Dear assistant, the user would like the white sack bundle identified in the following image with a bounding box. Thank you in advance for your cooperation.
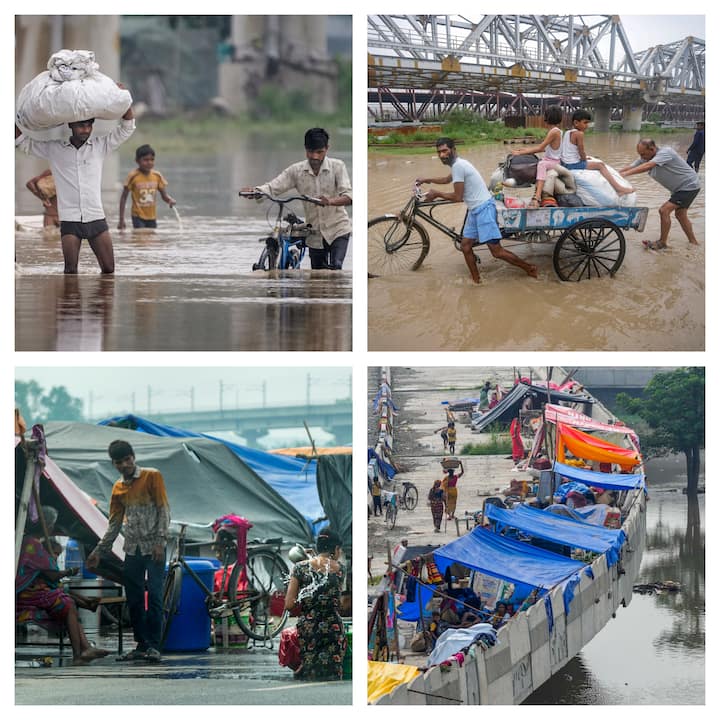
[16,49,132,131]
[571,158,637,208]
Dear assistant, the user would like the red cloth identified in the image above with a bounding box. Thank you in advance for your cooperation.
[278,626,301,670]
[510,418,524,462]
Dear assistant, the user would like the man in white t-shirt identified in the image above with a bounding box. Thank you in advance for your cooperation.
[620,139,700,250]
[416,137,537,283]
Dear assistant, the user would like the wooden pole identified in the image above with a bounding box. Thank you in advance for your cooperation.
[15,441,39,573]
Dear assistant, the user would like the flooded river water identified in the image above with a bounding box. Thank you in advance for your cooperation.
[15,135,352,351]
[368,132,703,351]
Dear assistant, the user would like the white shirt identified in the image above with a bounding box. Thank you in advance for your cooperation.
[257,156,352,248]
[16,119,136,222]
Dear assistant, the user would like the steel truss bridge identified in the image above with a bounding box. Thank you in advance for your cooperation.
[368,15,705,125]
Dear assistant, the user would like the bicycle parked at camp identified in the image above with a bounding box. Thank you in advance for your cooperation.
[161,514,290,648]
[383,481,418,529]
[239,190,322,271]
[398,481,418,511]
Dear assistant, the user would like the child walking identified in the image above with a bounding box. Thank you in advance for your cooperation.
[512,105,563,207]
[561,110,634,196]
[118,144,176,229]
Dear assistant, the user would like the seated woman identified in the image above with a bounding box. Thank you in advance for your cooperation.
[16,506,110,664]
[488,601,512,629]
[284,526,347,681]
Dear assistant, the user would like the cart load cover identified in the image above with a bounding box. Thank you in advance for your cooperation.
[434,525,585,590]
[571,161,636,207]
[16,50,132,131]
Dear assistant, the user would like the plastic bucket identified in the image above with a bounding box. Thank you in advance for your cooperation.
[163,559,215,652]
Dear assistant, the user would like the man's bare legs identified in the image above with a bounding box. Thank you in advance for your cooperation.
[656,201,699,248]
[88,230,115,273]
[586,160,634,195]
[461,237,538,283]
[61,231,115,273]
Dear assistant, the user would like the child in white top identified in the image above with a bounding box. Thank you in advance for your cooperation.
[512,105,564,207]
[561,109,634,196]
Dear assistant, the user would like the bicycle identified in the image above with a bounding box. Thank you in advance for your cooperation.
[397,481,418,511]
[383,491,398,530]
[161,514,290,649]
[368,183,645,281]
[239,190,322,271]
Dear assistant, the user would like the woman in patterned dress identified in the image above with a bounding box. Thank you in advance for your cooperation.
[16,506,110,664]
[284,527,347,680]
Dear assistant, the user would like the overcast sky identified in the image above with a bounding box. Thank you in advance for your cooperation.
[15,366,352,418]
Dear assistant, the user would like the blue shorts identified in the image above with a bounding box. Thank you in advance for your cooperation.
[462,200,502,245]
[132,216,158,228]
[562,160,587,171]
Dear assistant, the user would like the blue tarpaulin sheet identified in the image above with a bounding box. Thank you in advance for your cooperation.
[484,503,626,568]
[98,414,324,533]
[553,461,645,491]
[434,526,585,590]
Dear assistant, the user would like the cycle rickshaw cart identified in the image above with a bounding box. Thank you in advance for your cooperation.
[368,187,649,282]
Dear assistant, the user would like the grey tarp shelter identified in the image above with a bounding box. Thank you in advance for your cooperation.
[41,422,315,558]
[315,454,352,558]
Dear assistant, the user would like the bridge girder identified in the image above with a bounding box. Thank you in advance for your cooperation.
[368,14,705,119]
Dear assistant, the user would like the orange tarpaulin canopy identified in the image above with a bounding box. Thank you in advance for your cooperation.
[557,423,640,470]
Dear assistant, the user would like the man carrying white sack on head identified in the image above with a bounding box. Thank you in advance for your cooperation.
[15,50,135,274]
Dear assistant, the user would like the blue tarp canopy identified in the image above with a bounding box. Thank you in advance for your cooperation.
[99,414,324,533]
[553,461,645,491]
[434,526,585,590]
[484,503,626,568]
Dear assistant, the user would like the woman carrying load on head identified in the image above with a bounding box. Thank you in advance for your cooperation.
[442,461,464,520]
[428,479,445,532]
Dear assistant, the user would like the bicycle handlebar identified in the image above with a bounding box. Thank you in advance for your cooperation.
[239,189,323,206]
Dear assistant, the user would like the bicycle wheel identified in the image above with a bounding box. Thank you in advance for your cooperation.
[368,216,430,276]
[404,484,419,511]
[252,248,270,271]
[230,548,290,640]
[160,563,182,649]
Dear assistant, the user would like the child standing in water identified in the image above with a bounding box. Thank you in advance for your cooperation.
[512,105,564,207]
[561,109,634,196]
[118,144,176,229]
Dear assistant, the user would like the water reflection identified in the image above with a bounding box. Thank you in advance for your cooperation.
[525,477,704,705]
[15,137,352,351]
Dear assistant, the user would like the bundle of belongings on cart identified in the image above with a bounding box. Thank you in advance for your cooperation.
[489,152,636,208]
[16,49,132,131]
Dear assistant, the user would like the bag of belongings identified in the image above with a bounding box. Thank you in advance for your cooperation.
[503,153,538,187]
[16,49,133,131]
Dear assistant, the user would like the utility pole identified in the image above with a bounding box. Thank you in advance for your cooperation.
[262,380,267,408]
[190,387,195,413]
[147,385,152,415]
[306,373,311,406]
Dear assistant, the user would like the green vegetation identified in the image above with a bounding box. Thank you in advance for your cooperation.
[461,431,512,456]
[369,109,544,150]
[616,367,704,495]
[16,380,84,424]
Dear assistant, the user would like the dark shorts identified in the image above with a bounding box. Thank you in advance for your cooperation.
[60,218,109,240]
[668,188,700,209]
[132,216,157,229]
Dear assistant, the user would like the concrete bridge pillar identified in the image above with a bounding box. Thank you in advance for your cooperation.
[593,103,612,133]
[622,104,644,132]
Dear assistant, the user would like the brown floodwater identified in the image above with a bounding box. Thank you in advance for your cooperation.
[15,137,352,352]
[367,132,704,351]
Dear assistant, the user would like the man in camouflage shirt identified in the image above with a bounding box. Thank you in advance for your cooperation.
[87,440,170,662]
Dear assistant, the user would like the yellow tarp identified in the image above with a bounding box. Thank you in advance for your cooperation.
[367,661,421,704]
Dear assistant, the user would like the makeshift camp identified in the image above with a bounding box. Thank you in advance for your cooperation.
[41,422,315,552]
[98,414,325,533]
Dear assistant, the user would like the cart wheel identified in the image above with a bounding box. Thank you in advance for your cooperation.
[553,219,626,281]
[368,216,430,275]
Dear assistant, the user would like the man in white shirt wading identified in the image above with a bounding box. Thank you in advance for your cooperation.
[242,127,352,269]
[15,88,135,274]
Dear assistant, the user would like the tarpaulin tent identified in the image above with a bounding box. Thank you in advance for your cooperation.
[98,414,324,533]
[42,422,315,549]
[434,526,585,590]
[315,454,352,557]
[484,503,626,568]
[556,423,640,469]
[553,461,645,491]
[472,383,594,432]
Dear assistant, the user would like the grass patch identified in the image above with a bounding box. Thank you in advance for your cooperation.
[461,434,512,456]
